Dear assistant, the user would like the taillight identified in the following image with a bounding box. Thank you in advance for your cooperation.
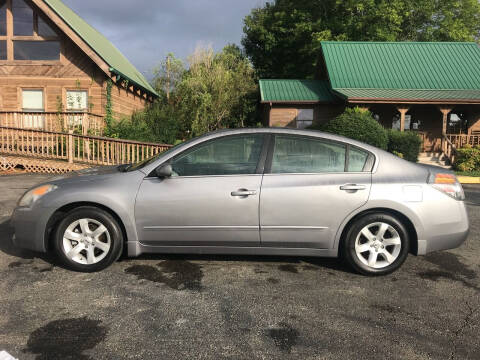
[428,173,465,200]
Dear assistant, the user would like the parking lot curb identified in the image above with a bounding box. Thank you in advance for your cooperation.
[457,176,480,184]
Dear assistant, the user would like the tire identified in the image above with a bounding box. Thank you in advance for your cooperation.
[53,206,123,272]
[342,213,410,276]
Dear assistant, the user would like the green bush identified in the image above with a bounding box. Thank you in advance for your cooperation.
[387,130,422,162]
[454,145,480,172]
[392,151,404,159]
[322,107,388,150]
[104,101,180,145]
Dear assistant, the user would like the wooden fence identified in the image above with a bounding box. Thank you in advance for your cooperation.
[446,134,480,149]
[0,111,105,135]
[0,126,172,166]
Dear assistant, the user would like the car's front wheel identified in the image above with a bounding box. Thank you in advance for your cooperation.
[343,213,410,276]
[53,206,123,272]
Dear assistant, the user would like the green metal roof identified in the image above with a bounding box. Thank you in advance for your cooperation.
[43,0,157,96]
[333,89,480,102]
[259,79,337,103]
[321,41,480,101]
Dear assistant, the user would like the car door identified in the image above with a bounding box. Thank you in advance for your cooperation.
[135,133,268,247]
[260,134,373,249]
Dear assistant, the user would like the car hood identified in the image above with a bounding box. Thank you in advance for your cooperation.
[47,165,126,185]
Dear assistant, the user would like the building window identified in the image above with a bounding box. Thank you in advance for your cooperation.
[22,89,45,128]
[0,40,6,60]
[0,0,6,36]
[38,16,56,37]
[66,90,88,111]
[448,111,467,134]
[392,114,411,130]
[66,90,88,126]
[13,0,33,36]
[14,41,60,60]
[1,0,61,61]
[296,108,314,129]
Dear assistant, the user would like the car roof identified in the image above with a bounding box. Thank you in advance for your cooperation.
[202,127,381,153]
[140,127,389,175]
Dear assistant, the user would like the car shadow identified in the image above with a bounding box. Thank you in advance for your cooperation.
[123,252,353,274]
[0,215,352,275]
[0,217,54,264]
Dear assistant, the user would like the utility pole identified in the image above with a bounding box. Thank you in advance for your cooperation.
[166,55,171,101]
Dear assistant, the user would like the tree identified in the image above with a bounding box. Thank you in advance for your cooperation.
[216,44,260,128]
[242,0,480,78]
[176,45,258,136]
[110,45,258,144]
[152,53,185,101]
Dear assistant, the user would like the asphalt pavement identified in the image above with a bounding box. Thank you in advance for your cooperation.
[0,174,479,359]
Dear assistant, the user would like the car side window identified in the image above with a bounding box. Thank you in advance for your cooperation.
[271,135,346,173]
[170,134,264,177]
[348,147,370,172]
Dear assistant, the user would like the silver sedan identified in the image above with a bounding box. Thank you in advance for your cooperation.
[11,128,469,275]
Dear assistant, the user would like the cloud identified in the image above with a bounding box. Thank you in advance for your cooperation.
[62,0,266,78]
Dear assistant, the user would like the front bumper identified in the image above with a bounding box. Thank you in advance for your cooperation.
[11,205,56,253]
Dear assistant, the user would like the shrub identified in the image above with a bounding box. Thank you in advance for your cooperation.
[104,101,180,145]
[322,107,388,150]
[454,145,480,172]
[387,130,422,162]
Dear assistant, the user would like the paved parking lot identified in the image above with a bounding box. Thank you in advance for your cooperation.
[0,174,479,360]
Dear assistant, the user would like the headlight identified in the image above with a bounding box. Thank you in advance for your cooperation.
[18,184,58,207]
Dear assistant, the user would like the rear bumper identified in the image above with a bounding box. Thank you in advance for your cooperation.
[417,201,469,255]
[11,205,55,253]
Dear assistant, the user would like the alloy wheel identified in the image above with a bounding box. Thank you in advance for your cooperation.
[354,222,402,269]
[62,218,111,265]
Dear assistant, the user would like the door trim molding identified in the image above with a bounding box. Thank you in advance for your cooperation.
[144,225,259,231]
[261,226,328,230]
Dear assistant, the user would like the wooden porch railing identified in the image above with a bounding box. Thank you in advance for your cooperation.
[446,134,480,148]
[0,126,172,166]
[0,111,105,135]
[442,135,457,165]
[443,133,480,165]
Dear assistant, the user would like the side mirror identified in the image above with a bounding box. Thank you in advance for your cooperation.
[155,164,173,178]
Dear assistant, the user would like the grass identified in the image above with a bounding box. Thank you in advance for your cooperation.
[455,170,480,177]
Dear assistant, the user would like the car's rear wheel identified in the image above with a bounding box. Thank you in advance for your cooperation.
[53,206,123,272]
[343,213,409,276]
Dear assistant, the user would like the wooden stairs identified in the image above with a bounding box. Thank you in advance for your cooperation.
[417,152,451,169]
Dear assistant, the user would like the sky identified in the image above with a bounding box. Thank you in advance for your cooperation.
[62,0,267,79]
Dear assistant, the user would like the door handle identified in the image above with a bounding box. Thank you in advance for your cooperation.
[340,184,366,191]
[231,189,257,197]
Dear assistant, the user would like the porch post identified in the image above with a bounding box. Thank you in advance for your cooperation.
[68,130,74,164]
[268,102,272,127]
[438,106,452,136]
[396,106,410,132]
[438,106,453,153]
